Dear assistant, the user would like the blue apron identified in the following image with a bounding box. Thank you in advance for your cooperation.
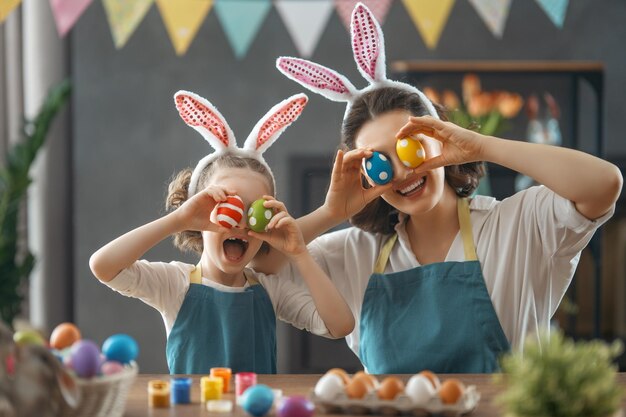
[166,266,276,374]
[359,198,510,374]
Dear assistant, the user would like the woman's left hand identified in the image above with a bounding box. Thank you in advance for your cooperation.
[247,197,306,257]
[395,116,486,174]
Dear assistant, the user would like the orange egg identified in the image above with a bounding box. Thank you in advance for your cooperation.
[419,370,440,389]
[377,377,405,400]
[50,323,81,350]
[353,371,378,388]
[345,376,372,399]
[327,368,351,385]
[438,379,465,404]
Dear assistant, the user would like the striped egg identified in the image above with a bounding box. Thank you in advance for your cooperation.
[216,196,244,228]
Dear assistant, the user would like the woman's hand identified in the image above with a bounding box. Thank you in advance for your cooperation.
[175,185,230,233]
[248,197,306,257]
[395,116,486,174]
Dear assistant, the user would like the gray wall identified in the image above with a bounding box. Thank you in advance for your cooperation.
[73,1,626,373]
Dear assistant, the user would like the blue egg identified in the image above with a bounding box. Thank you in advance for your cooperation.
[241,384,274,417]
[363,152,393,185]
[102,334,139,364]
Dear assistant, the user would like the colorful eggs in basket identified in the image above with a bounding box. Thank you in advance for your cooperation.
[396,137,425,168]
[216,195,245,228]
[314,373,345,401]
[363,152,393,185]
[50,323,82,349]
[277,396,315,417]
[101,360,125,376]
[247,199,273,233]
[70,340,101,378]
[102,334,139,364]
[241,384,274,416]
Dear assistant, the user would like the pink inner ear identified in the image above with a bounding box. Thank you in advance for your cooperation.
[176,95,229,147]
[352,6,380,80]
[279,59,350,94]
[257,97,307,148]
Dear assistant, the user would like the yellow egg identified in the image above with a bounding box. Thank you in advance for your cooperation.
[396,137,425,169]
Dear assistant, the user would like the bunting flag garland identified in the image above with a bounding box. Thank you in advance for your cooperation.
[50,0,93,37]
[214,0,271,59]
[402,0,455,50]
[335,0,392,30]
[535,0,568,28]
[275,0,333,58]
[468,0,512,38]
[0,0,21,23]
[102,0,154,49]
[156,0,212,56]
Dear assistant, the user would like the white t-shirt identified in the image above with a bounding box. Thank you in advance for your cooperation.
[104,262,332,338]
[286,186,613,358]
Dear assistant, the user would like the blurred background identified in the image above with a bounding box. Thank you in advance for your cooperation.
[1,0,625,374]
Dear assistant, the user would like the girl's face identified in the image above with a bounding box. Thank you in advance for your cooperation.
[202,167,272,276]
[355,110,446,216]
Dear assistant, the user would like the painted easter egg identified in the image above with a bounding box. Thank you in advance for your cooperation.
[216,195,245,228]
[50,323,81,350]
[13,329,46,347]
[70,340,101,378]
[102,334,139,364]
[101,360,125,376]
[396,137,425,168]
[241,384,274,417]
[247,199,273,233]
[363,152,393,185]
[277,396,315,417]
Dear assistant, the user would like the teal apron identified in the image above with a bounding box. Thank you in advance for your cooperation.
[166,265,276,374]
[359,198,510,374]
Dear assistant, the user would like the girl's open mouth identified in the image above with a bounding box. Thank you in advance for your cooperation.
[223,237,249,262]
[395,175,427,197]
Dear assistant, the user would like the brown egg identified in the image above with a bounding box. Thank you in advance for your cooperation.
[419,370,440,389]
[345,375,372,399]
[50,323,81,350]
[377,377,405,400]
[353,371,378,388]
[438,379,465,404]
[327,368,351,385]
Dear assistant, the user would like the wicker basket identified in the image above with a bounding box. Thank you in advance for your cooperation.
[59,362,138,417]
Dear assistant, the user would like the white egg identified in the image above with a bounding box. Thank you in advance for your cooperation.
[314,373,344,401]
[405,375,436,406]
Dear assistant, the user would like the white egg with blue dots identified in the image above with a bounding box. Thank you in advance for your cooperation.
[363,151,393,185]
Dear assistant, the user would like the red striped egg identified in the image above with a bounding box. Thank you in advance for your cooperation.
[216,196,244,228]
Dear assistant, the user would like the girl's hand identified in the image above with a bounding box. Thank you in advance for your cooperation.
[395,116,487,174]
[247,197,305,257]
[322,149,393,223]
[175,185,230,233]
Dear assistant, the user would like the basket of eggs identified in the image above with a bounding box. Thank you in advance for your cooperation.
[312,369,478,416]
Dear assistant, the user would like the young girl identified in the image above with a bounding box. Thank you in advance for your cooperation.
[260,3,623,374]
[89,91,354,374]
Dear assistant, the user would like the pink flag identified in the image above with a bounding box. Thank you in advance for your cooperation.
[335,0,392,30]
[50,0,93,37]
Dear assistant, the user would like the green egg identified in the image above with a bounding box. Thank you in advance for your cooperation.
[247,199,273,233]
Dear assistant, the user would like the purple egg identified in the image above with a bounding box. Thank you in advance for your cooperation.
[101,360,124,376]
[70,340,101,378]
[277,396,315,417]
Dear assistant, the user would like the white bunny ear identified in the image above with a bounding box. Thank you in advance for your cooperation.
[276,57,357,103]
[244,94,308,154]
[351,2,387,83]
[174,90,236,150]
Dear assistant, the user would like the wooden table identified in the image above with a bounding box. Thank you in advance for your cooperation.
[123,374,626,416]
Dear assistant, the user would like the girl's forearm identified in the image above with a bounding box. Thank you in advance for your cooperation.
[480,135,622,220]
[89,212,183,282]
[291,251,355,338]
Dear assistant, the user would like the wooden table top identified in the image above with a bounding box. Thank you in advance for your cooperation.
[122,373,626,417]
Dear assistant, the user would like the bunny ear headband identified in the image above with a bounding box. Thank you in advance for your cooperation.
[276,2,438,122]
[174,91,308,196]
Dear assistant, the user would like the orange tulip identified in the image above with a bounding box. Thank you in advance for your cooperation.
[442,90,460,110]
[462,74,481,105]
[497,92,524,118]
[423,87,441,105]
[467,92,493,117]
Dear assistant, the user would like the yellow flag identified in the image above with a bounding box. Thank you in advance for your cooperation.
[0,0,21,23]
[156,0,213,56]
[402,0,455,49]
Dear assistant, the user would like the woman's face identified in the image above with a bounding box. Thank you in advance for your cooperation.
[355,110,446,216]
[202,167,272,276]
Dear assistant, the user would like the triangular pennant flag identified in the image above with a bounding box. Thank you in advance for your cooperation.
[50,0,93,37]
[275,0,334,58]
[335,0,393,30]
[214,0,271,60]
[0,0,21,23]
[535,0,568,28]
[156,0,212,55]
[102,0,154,49]
[402,0,455,50]
[468,0,512,38]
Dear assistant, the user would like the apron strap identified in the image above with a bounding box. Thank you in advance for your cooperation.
[189,264,259,286]
[372,198,477,273]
